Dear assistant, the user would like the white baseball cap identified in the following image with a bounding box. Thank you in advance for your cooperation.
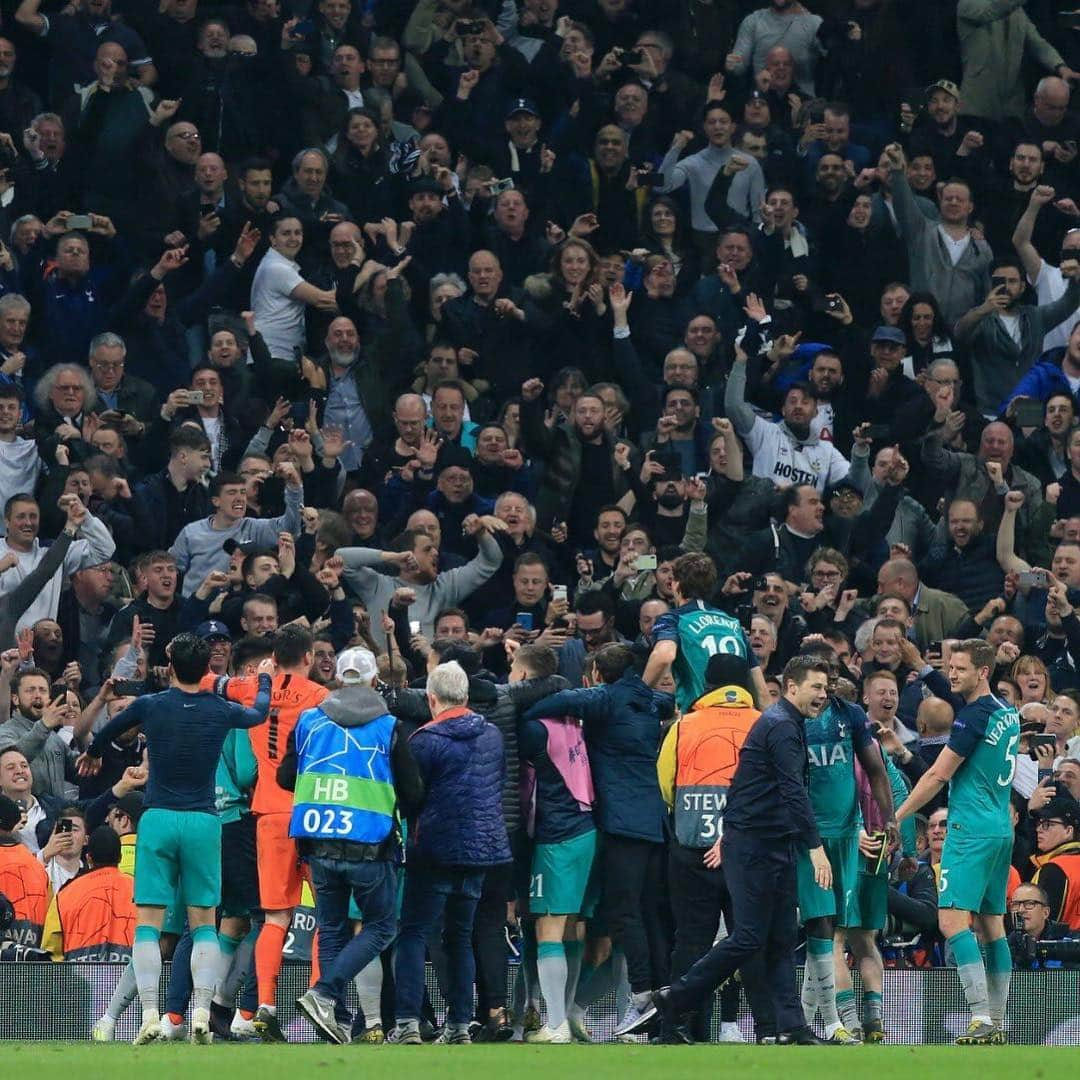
[336,647,378,685]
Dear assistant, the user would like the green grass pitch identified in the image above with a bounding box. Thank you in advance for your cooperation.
[2,1043,1075,1079]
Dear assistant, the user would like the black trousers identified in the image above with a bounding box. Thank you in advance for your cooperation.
[601,833,670,994]
[668,829,802,1034]
[473,860,514,1015]
[668,842,775,1036]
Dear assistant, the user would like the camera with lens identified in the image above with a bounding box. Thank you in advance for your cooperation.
[1035,938,1080,963]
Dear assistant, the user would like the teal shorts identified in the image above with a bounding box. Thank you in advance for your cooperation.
[797,833,860,926]
[938,828,1012,915]
[529,829,598,917]
[135,808,222,910]
[853,870,888,931]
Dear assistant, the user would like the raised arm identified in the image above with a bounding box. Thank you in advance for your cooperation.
[723,354,758,436]
[997,490,1031,574]
[439,519,505,605]
[14,0,46,35]
[715,417,744,481]
[1013,186,1053,283]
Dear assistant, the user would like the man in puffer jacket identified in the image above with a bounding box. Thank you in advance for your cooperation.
[392,660,511,1045]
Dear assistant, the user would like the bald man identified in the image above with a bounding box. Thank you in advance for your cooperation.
[876,558,968,647]
[922,419,1043,548]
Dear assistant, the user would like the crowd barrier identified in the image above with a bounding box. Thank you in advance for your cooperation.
[1,963,1080,1044]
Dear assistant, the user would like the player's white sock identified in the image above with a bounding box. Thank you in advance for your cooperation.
[353,956,383,1028]
[211,932,242,1005]
[947,930,991,1022]
[537,941,568,1031]
[133,926,162,1019]
[803,938,838,1028]
[106,959,139,1021]
[984,937,1011,1027]
[215,928,256,1007]
[191,925,221,1013]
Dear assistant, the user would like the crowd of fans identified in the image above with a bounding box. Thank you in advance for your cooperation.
[0,0,1079,1048]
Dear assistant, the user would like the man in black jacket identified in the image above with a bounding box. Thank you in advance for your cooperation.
[132,427,212,551]
[617,654,837,1045]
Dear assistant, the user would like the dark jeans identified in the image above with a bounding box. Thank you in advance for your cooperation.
[394,863,484,1026]
[668,842,775,1037]
[668,829,802,1034]
[601,833,670,994]
[308,857,398,1005]
[473,859,514,1015]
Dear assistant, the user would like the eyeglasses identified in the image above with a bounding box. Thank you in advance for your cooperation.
[927,376,958,386]
[1009,899,1048,909]
[812,569,843,580]
[170,131,201,141]
[92,359,123,370]
[1035,819,1068,829]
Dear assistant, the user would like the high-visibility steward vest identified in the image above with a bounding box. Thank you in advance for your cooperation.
[0,840,49,946]
[289,706,397,844]
[56,865,135,961]
[1032,842,1080,931]
[673,686,759,849]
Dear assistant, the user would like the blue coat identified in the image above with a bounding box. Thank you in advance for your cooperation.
[408,708,511,868]
[524,673,675,843]
[1002,349,1080,415]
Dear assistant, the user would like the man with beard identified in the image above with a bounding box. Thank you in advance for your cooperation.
[981,142,1073,257]
[954,257,1080,418]
[0,668,80,800]
[404,171,470,281]
[726,353,867,494]
[905,80,988,179]
[1013,392,1074,486]
[520,379,635,548]
[802,348,858,453]
[920,500,1004,610]
[575,506,627,592]
[316,316,381,476]
[642,387,711,476]
[798,153,852,240]
[633,469,708,552]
